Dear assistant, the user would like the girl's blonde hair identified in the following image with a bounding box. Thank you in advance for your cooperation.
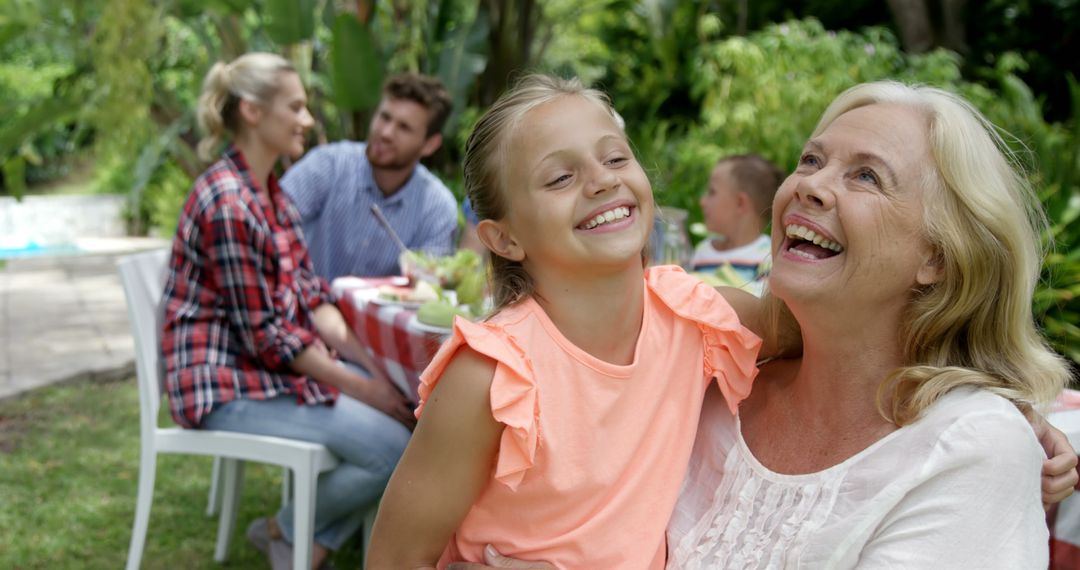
[196,52,296,161]
[802,80,1068,424]
[462,74,625,310]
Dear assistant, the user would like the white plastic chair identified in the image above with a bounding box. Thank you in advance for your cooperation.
[120,248,339,570]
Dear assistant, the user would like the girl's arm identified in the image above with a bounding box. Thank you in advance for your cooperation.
[367,347,503,569]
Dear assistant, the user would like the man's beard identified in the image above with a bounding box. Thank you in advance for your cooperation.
[366,143,415,171]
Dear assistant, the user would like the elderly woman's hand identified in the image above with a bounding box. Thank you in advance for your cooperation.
[1026,409,1080,509]
[445,545,556,570]
[1040,428,1079,508]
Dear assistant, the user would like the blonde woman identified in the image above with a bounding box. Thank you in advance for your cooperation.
[667,81,1073,568]
[161,52,414,569]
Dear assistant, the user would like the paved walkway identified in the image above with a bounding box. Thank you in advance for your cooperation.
[0,237,169,401]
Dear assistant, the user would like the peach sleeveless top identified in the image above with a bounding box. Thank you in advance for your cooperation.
[416,266,761,569]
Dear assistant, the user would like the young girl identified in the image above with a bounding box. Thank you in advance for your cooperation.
[367,75,1078,570]
[366,74,765,569]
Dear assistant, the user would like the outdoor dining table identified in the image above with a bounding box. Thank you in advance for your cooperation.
[332,276,452,403]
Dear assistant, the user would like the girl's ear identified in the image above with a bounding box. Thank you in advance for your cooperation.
[476,219,524,262]
[238,98,263,127]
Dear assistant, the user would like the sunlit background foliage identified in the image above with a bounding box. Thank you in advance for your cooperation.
[1,0,1078,368]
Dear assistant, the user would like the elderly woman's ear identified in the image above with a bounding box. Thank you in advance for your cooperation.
[916,250,944,286]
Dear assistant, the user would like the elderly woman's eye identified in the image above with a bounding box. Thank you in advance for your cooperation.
[799,153,821,168]
[857,169,881,187]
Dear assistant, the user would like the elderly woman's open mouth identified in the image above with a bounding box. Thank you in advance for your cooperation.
[783,223,845,261]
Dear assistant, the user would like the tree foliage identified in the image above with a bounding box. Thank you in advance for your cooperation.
[2,0,1078,367]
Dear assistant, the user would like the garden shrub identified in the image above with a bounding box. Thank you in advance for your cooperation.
[619,18,1079,369]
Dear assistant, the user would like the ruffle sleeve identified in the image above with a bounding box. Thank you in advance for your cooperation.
[646,265,762,414]
[415,316,539,491]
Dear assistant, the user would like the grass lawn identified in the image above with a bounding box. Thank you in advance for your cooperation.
[0,377,364,569]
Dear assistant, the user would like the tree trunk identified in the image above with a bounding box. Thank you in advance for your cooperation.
[478,0,539,106]
[940,0,969,54]
[736,0,748,36]
[350,0,376,140]
[886,0,934,53]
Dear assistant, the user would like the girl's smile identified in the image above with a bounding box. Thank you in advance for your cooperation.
[576,202,637,232]
[498,95,654,272]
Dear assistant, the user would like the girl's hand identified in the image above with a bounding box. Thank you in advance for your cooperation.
[446,545,556,570]
[1027,409,1079,509]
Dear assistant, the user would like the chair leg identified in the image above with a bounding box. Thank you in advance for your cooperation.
[207,456,223,517]
[293,467,317,570]
[281,466,291,508]
[125,446,158,570]
[214,458,245,563]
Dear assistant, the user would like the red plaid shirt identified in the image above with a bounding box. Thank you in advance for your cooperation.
[162,147,339,428]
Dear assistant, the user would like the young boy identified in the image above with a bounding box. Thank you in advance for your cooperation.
[691,154,784,296]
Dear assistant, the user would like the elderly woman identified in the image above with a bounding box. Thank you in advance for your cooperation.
[666,80,1071,567]
[447,80,1076,569]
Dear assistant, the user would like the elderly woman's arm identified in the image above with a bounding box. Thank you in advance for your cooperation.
[445,548,553,570]
[717,286,801,359]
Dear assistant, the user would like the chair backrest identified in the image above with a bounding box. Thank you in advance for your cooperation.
[118,248,171,436]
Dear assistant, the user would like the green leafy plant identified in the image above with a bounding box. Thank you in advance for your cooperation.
[611,17,1080,369]
[987,73,1080,368]
[631,19,967,222]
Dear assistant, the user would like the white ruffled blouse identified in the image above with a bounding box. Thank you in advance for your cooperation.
[667,385,1048,569]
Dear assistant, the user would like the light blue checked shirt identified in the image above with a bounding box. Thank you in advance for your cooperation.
[282,141,458,281]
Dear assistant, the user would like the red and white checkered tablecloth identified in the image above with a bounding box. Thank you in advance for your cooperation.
[332,276,450,403]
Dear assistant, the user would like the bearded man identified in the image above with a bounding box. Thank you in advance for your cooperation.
[283,73,457,280]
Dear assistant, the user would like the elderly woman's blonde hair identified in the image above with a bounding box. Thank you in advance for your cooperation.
[196,52,296,161]
[805,80,1069,424]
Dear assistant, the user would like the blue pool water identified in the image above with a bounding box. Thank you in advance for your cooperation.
[0,241,82,259]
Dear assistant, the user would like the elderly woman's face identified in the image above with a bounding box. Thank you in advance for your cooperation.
[768,103,943,308]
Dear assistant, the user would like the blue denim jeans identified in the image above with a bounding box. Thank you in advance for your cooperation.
[201,390,411,551]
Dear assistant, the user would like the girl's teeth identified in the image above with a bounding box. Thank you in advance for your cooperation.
[584,206,630,229]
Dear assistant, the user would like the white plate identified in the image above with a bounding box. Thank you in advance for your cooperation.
[411,319,453,335]
[369,296,425,310]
